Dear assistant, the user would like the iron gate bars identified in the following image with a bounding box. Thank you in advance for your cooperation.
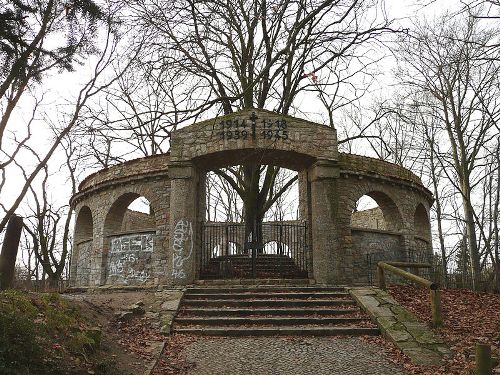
[199,221,309,279]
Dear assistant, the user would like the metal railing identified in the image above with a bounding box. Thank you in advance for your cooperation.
[200,221,309,279]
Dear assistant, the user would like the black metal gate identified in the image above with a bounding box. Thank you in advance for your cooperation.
[199,222,309,279]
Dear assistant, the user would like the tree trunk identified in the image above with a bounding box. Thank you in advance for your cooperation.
[241,164,266,254]
[494,146,500,292]
[463,185,482,291]
[0,215,23,290]
[244,209,264,254]
[428,134,448,287]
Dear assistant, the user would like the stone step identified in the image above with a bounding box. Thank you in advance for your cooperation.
[174,316,370,326]
[208,257,299,262]
[183,292,350,299]
[181,299,357,307]
[172,326,380,336]
[206,261,299,266]
[178,307,360,316]
[200,273,308,279]
[207,266,301,271]
[172,285,378,337]
[193,278,312,286]
[208,257,298,261]
[186,286,345,293]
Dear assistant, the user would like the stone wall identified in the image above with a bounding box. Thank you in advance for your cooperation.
[70,161,171,287]
[326,160,433,284]
[70,109,434,288]
[79,154,170,191]
[170,108,338,171]
[351,229,403,284]
[106,232,155,284]
[338,153,422,185]
[121,210,155,232]
[351,207,386,230]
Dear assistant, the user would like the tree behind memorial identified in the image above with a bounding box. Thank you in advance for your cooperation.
[118,0,395,240]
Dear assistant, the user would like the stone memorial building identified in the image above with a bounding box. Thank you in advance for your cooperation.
[69,108,433,287]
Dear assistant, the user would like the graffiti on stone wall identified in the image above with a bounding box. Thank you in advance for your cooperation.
[75,241,92,286]
[107,233,154,284]
[172,219,193,279]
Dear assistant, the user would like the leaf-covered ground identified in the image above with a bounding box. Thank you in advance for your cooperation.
[0,290,118,374]
[1,289,168,374]
[380,285,500,374]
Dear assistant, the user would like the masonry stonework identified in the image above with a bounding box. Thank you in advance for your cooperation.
[70,108,433,287]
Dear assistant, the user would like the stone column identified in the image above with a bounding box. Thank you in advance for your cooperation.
[169,161,199,285]
[308,159,342,284]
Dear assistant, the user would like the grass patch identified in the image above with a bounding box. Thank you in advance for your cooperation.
[0,289,111,374]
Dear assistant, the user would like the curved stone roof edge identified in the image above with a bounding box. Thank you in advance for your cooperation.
[339,152,421,183]
[339,152,434,201]
[78,152,171,192]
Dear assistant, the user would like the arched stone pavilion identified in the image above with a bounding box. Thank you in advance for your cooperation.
[69,108,433,287]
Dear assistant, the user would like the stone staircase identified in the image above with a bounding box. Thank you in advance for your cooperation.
[172,285,379,336]
[200,254,308,279]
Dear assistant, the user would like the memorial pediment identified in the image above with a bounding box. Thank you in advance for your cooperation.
[170,108,338,170]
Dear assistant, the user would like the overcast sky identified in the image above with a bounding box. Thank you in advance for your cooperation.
[1,0,467,213]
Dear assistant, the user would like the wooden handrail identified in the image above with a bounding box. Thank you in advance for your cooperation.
[377,261,442,327]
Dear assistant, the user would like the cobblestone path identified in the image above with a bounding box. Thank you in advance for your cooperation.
[183,336,406,375]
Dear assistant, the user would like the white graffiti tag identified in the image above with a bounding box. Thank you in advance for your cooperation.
[106,232,153,284]
[172,219,193,279]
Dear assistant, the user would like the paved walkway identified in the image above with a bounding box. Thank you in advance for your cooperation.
[183,337,406,375]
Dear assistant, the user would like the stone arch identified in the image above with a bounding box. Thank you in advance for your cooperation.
[350,190,404,232]
[103,192,156,236]
[102,192,158,285]
[212,241,241,257]
[414,203,431,239]
[74,206,93,242]
[263,240,290,256]
[72,206,94,286]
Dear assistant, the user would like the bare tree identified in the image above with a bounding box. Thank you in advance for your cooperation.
[124,0,395,242]
[0,0,106,146]
[0,23,139,234]
[396,14,500,290]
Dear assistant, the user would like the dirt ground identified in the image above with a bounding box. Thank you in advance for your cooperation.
[63,290,167,374]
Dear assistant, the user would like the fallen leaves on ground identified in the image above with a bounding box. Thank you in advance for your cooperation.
[111,317,165,361]
[380,285,500,374]
[151,334,199,375]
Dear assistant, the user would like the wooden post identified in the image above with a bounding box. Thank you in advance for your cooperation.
[475,343,492,375]
[430,289,442,327]
[378,265,386,290]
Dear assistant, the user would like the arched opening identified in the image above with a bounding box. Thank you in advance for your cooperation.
[104,194,155,235]
[200,164,308,279]
[73,206,93,286]
[350,191,405,284]
[351,195,385,230]
[74,206,93,242]
[103,193,156,285]
[264,241,290,256]
[212,241,240,257]
[350,191,403,231]
[414,204,431,239]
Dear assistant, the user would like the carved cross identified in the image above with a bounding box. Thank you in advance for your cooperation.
[249,111,258,140]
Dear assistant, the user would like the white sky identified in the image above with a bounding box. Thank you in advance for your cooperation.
[0,0,469,228]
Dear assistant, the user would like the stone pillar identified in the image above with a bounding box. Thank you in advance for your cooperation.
[169,161,199,285]
[95,219,107,287]
[308,160,341,284]
[69,232,79,287]
[298,170,309,221]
